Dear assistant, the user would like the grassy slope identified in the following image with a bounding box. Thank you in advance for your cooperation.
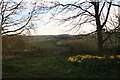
[3,36,120,78]
[23,36,57,50]
[3,53,120,78]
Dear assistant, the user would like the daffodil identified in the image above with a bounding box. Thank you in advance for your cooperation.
[117,55,120,58]
[67,54,120,63]
[109,56,115,59]
[77,60,81,63]
[97,57,105,59]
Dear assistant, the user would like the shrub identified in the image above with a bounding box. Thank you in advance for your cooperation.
[2,35,26,51]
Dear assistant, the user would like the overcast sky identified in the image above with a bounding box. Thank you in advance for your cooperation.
[31,0,119,35]
[9,0,120,35]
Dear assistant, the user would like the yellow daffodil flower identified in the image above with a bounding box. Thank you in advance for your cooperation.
[67,54,120,63]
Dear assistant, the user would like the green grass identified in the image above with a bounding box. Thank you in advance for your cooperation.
[3,53,120,78]
[3,36,120,78]
[36,40,57,47]
[25,40,57,50]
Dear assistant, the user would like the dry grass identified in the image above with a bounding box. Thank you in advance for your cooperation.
[57,39,97,52]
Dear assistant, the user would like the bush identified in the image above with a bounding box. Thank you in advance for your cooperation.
[2,35,26,51]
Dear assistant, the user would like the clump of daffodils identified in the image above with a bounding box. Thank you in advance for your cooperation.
[67,54,120,63]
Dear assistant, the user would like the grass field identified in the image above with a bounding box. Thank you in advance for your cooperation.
[3,52,120,78]
[25,40,57,50]
[2,36,120,78]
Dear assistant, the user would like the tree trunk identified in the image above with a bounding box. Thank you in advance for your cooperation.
[97,27,103,55]
[96,15,104,54]
[0,12,2,79]
[94,2,104,55]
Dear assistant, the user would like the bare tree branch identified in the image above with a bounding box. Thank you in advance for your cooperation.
[107,2,120,7]
[99,2,105,16]
[101,1,112,28]
[1,0,38,35]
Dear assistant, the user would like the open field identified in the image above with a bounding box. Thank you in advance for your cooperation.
[2,35,120,78]
[3,52,120,78]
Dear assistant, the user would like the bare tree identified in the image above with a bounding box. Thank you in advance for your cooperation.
[105,4,120,51]
[39,0,120,54]
[0,0,38,35]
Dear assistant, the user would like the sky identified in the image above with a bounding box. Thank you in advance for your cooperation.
[5,0,120,35]
[30,0,119,35]
[31,22,96,35]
